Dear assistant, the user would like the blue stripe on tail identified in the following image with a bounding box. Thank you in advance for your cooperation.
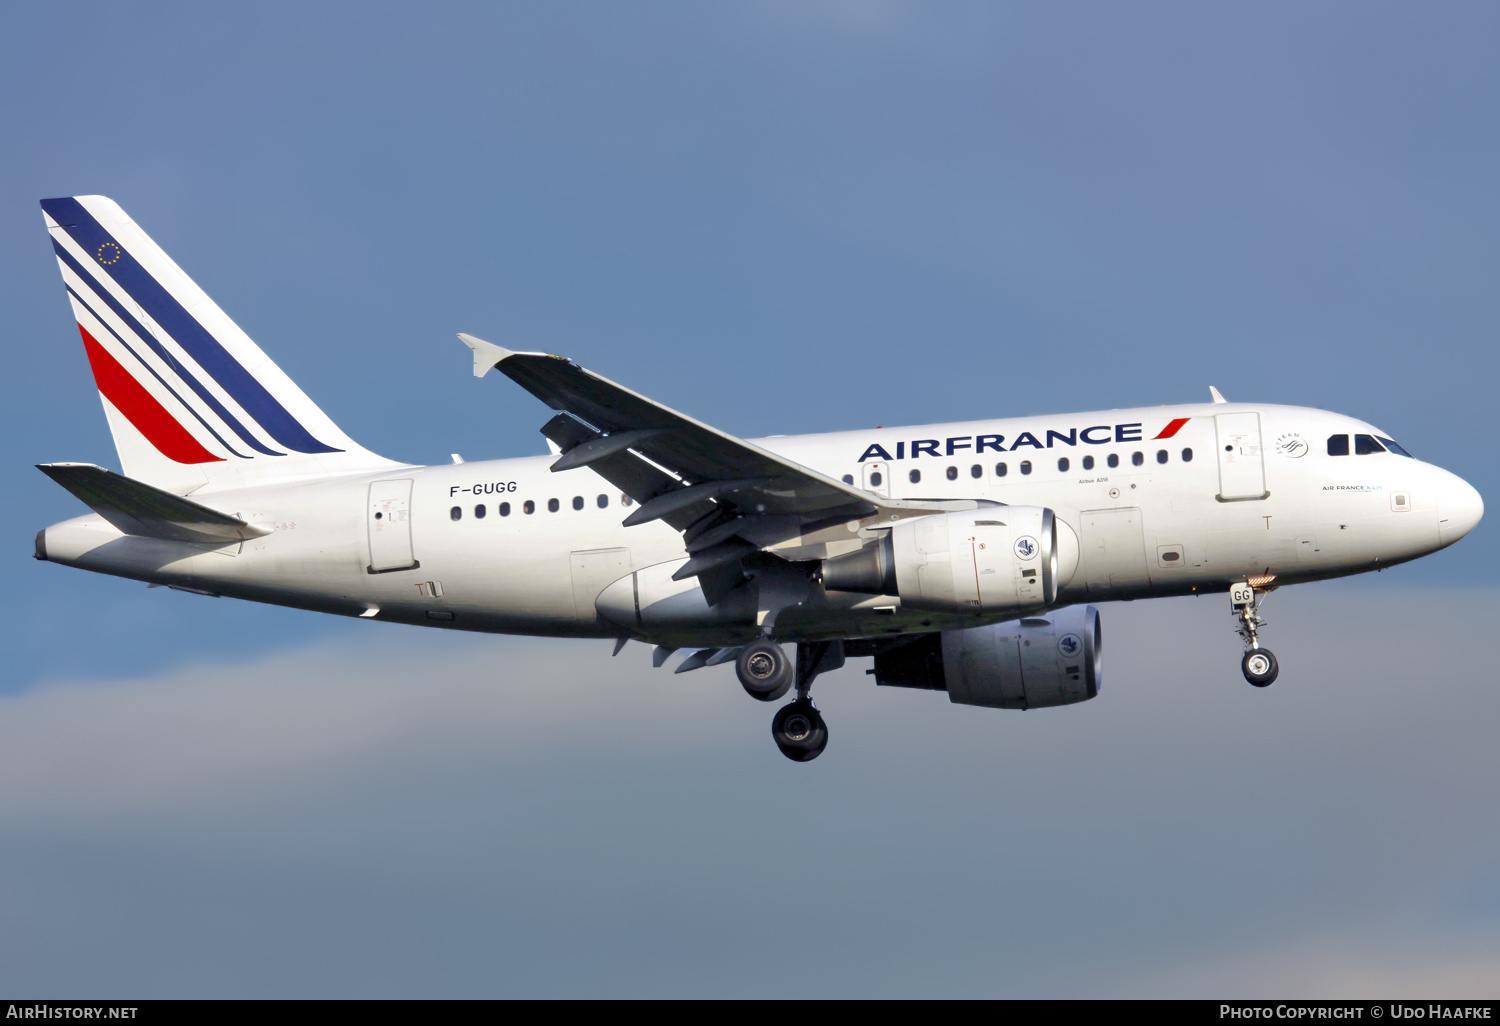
[52,240,281,457]
[65,284,251,459]
[42,198,341,455]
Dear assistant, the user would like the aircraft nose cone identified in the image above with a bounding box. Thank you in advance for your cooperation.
[1437,474,1484,548]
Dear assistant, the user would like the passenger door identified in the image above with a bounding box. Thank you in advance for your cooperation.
[1215,413,1268,501]
[367,479,419,573]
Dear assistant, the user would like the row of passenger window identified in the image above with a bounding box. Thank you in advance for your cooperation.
[845,448,1194,488]
[450,493,632,520]
[1328,434,1412,457]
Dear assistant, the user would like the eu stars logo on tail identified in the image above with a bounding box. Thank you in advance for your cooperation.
[41,196,400,494]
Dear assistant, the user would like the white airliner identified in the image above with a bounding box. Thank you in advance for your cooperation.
[34,196,1484,761]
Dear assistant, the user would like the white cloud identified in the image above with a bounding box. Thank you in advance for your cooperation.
[0,584,1496,996]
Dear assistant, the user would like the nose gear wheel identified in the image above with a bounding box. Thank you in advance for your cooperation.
[1230,582,1280,688]
[1241,649,1278,687]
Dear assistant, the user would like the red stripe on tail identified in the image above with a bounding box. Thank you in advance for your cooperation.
[1154,417,1190,440]
[77,325,224,464]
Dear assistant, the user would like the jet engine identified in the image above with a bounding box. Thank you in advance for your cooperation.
[870,604,1101,710]
[822,507,1077,615]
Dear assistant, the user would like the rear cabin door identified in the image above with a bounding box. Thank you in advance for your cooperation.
[368,479,419,573]
[1078,507,1151,597]
[1215,413,1268,501]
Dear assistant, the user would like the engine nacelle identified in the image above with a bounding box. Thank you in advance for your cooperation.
[823,507,1077,616]
[871,604,1101,710]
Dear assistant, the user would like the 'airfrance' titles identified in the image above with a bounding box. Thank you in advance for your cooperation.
[856,419,1190,462]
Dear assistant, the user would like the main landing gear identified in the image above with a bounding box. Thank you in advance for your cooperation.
[736,639,843,762]
[1230,581,1279,687]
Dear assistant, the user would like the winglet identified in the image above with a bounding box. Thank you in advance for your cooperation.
[1209,386,1228,404]
[458,333,513,379]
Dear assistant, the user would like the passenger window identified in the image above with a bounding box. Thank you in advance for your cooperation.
[597,494,609,508]
[1377,436,1413,458]
[1057,457,1069,472]
[1107,454,1119,469]
[500,502,511,516]
[946,466,957,481]
[572,496,584,510]
[474,504,486,519]
[995,462,1007,478]
[909,469,921,484]
[1182,448,1193,462]
[450,506,462,521]
[842,474,854,485]
[970,464,982,479]
[523,500,535,515]
[547,498,560,512]
[1132,452,1144,467]
[1082,455,1094,471]
[1156,450,1168,464]
[620,494,633,507]
[1327,434,1350,456]
[1020,460,1032,475]
[1355,434,1384,455]
[870,471,884,487]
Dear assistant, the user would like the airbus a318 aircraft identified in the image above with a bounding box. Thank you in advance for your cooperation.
[33,196,1484,761]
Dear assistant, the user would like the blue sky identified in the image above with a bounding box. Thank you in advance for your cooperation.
[1,1,1496,996]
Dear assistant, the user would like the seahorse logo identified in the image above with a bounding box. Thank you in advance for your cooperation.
[1275,433,1308,458]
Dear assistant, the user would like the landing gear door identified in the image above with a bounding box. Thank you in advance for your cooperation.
[368,479,419,573]
[1215,413,1268,501]
[861,460,891,499]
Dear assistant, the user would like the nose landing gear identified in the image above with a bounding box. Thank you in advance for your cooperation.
[1231,580,1279,687]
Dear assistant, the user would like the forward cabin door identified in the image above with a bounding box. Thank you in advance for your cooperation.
[1215,413,1268,501]
[368,479,419,573]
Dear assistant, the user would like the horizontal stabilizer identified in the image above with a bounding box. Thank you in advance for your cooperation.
[36,463,269,544]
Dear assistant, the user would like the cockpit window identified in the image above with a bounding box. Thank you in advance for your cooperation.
[1327,434,1350,456]
[1354,434,1384,455]
[1377,436,1413,458]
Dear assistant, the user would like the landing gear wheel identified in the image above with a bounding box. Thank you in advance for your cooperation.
[772,700,828,762]
[737,640,793,702]
[1242,649,1278,688]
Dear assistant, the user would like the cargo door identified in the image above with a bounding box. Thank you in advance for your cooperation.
[1078,507,1150,597]
[368,479,418,573]
[1215,413,1268,501]
[570,548,634,621]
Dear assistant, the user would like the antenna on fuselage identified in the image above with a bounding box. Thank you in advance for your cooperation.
[1209,386,1228,404]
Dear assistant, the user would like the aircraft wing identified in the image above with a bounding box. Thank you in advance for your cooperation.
[462,335,890,594]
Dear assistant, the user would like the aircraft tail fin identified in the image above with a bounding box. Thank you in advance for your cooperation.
[40,196,402,494]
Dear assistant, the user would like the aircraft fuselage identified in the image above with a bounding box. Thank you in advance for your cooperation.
[38,400,1482,648]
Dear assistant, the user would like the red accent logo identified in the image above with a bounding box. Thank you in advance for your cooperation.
[1153,417,1190,440]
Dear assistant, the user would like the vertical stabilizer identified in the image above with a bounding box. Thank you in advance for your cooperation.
[41,196,402,493]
